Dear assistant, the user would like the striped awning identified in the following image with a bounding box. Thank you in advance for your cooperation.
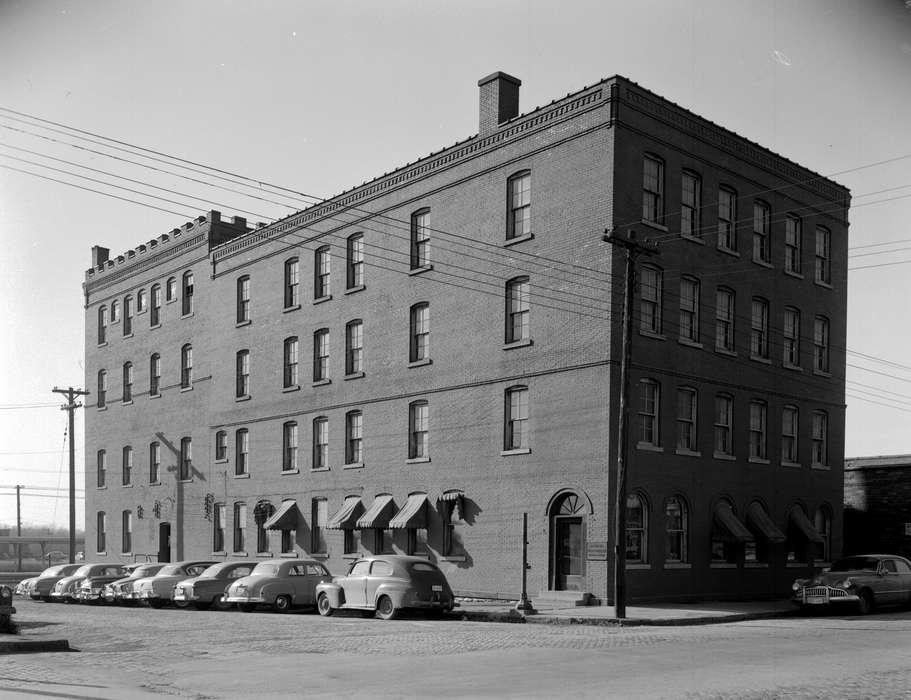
[326,496,364,530]
[356,494,396,529]
[438,489,465,519]
[262,500,302,530]
[713,503,753,543]
[389,493,429,529]
[747,503,786,544]
[789,507,824,544]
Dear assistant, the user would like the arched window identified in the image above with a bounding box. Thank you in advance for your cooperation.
[149,441,160,483]
[97,370,107,408]
[254,501,274,553]
[235,429,249,476]
[345,410,363,465]
[507,170,531,239]
[750,297,769,359]
[283,336,299,388]
[312,417,328,470]
[215,431,227,461]
[236,275,250,323]
[347,233,364,289]
[782,405,799,463]
[409,400,429,459]
[345,320,363,375]
[122,446,132,486]
[626,492,648,563]
[640,265,663,334]
[814,316,830,373]
[282,421,298,472]
[97,305,108,345]
[638,379,660,446]
[409,303,429,362]
[642,155,664,224]
[812,411,829,466]
[718,186,737,251]
[313,329,329,382]
[122,362,133,403]
[233,502,247,553]
[783,307,801,366]
[815,226,831,284]
[149,353,161,396]
[180,344,193,388]
[681,170,701,238]
[504,385,529,450]
[96,512,106,553]
[505,277,530,343]
[179,437,192,480]
[181,271,194,315]
[665,496,688,563]
[213,503,225,552]
[284,257,300,309]
[753,200,771,263]
[96,449,107,488]
[123,295,133,336]
[166,277,177,302]
[314,246,331,299]
[410,208,430,269]
[679,276,700,342]
[815,506,832,561]
[121,510,132,553]
[150,284,162,326]
[235,349,250,398]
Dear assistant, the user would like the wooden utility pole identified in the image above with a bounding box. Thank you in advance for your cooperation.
[52,386,88,564]
[603,229,657,619]
[16,485,22,571]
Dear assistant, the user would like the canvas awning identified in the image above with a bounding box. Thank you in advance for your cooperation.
[389,493,429,529]
[789,507,824,544]
[262,500,302,531]
[356,494,396,529]
[713,502,753,542]
[747,503,786,543]
[326,496,364,530]
[438,489,465,520]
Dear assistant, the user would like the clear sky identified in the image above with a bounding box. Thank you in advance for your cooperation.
[1,0,910,528]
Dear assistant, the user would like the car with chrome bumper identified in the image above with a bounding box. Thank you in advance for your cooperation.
[224,559,330,612]
[51,563,128,603]
[27,564,82,601]
[792,554,911,614]
[133,561,217,608]
[316,555,457,620]
[102,563,166,604]
[172,561,256,610]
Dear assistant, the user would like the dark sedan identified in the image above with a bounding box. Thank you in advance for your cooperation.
[172,561,256,610]
[792,554,911,614]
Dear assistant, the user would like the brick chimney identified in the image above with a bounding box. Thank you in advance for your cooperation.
[478,71,521,136]
[91,245,110,268]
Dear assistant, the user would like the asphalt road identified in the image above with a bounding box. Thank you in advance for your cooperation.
[3,598,911,699]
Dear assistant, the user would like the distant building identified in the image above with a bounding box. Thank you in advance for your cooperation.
[83,72,849,603]
[844,455,911,558]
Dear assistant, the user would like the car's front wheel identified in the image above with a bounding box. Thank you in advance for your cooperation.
[317,593,334,617]
[174,600,190,609]
[376,595,398,620]
[858,589,875,615]
[274,595,293,613]
[214,595,232,611]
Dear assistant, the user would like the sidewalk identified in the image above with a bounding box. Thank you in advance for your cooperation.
[455,597,799,626]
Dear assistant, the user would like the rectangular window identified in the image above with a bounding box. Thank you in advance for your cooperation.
[753,201,771,263]
[166,278,177,302]
[815,226,831,284]
[283,422,298,472]
[507,172,531,239]
[783,308,800,366]
[98,306,107,344]
[313,329,329,381]
[215,431,227,461]
[665,499,687,563]
[681,171,701,239]
[505,387,529,450]
[235,430,248,476]
[676,388,697,452]
[181,345,193,388]
[638,380,660,446]
[626,495,646,563]
[284,337,299,387]
[284,258,300,308]
[314,247,331,299]
[182,272,194,316]
[237,276,250,323]
[782,406,799,463]
[679,277,700,342]
[642,155,664,224]
[715,288,735,352]
[149,442,160,483]
[311,499,327,554]
[151,285,161,326]
[280,528,294,554]
[718,187,736,251]
[122,446,132,486]
[179,437,192,480]
[714,395,733,456]
[233,503,247,553]
[96,512,106,552]
[123,296,133,336]
[236,350,250,397]
[346,411,363,464]
[122,363,133,403]
[137,289,146,313]
[409,402,429,459]
[749,401,767,460]
[410,304,429,362]
[97,449,106,488]
[97,370,107,408]
[346,321,363,374]
[213,503,226,552]
[812,412,828,466]
[344,529,358,555]
[814,316,830,373]
[411,209,430,269]
[506,278,530,343]
[640,266,662,334]
[750,299,769,359]
[347,234,364,288]
[122,511,132,554]
[785,216,802,274]
[312,418,328,469]
[149,354,160,396]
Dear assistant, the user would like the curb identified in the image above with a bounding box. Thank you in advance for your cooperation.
[454,608,799,627]
[0,639,72,653]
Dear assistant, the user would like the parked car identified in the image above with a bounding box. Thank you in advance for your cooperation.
[102,563,166,605]
[134,561,218,608]
[316,555,457,620]
[172,561,256,610]
[792,554,911,614]
[27,564,82,601]
[14,577,38,597]
[0,585,15,632]
[51,563,128,603]
[224,559,331,612]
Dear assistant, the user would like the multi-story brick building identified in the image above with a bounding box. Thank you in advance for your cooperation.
[844,455,911,559]
[83,72,849,603]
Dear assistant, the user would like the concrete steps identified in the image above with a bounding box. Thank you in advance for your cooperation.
[533,590,592,608]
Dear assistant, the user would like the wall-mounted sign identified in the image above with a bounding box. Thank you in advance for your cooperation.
[587,542,609,560]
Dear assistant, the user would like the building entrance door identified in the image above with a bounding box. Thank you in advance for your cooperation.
[554,517,583,590]
[158,523,171,563]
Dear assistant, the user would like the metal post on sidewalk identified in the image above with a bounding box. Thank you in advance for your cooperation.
[515,512,537,614]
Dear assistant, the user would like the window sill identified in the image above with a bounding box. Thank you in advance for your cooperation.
[342,554,360,560]
[408,264,434,276]
[178,479,193,484]
[165,299,176,305]
[344,372,365,381]
[235,394,251,402]
[680,234,705,245]
[815,279,833,290]
[439,555,467,563]
[639,330,665,341]
[627,563,652,570]
[235,319,252,328]
[181,312,194,320]
[97,406,108,411]
[678,338,702,350]
[313,295,332,305]
[752,258,773,269]
[717,246,740,258]
[311,466,331,472]
[280,552,298,558]
[180,386,193,393]
[710,563,738,569]
[503,338,533,350]
[122,333,134,340]
[748,457,771,465]
[745,562,769,569]
[149,393,161,400]
[283,304,301,314]
[96,485,107,490]
[121,483,133,489]
[749,355,771,365]
[148,481,161,487]
[813,369,832,378]
[97,341,108,348]
[310,553,329,560]
[312,378,331,387]
[234,473,250,479]
[811,464,831,471]
[150,323,161,330]
[782,461,802,469]
[784,270,804,280]
[343,461,365,470]
[406,457,431,464]
[640,219,668,232]
[211,550,227,557]
[783,363,803,372]
[232,552,249,558]
[504,233,534,247]
[500,448,531,456]
[636,443,664,453]
[408,358,432,368]
[713,452,736,461]
[281,469,300,475]
[675,449,701,458]
[122,400,133,406]
[345,284,366,295]
[715,347,737,358]
[663,562,692,569]
[257,552,273,558]
[282,385,300,393]
[96,551,107,556]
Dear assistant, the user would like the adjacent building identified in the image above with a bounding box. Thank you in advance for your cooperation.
[844,455,911,559]
[83,72,849,603]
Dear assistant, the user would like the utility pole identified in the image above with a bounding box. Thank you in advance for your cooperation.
[603,229,658,619]
[53,386,88,564]
[16,485,22,572]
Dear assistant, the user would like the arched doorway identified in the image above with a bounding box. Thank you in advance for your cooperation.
[549,492,586,591]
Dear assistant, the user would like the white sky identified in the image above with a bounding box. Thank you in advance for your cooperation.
[1,0,910,528]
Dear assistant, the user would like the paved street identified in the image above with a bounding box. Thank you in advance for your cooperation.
[3,599,911,698]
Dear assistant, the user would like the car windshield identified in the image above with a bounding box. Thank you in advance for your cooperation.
[830,557,880,572]
[251,563,279,576]
[131,565,162,578]
[73,565,92,576]
[42,565,66,576]
[158,564,182,576]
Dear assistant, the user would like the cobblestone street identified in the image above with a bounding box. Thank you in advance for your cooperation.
[3,599,911,698]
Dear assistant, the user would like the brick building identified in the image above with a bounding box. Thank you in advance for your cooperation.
[83,72,849,603]
[844,456,911,559]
